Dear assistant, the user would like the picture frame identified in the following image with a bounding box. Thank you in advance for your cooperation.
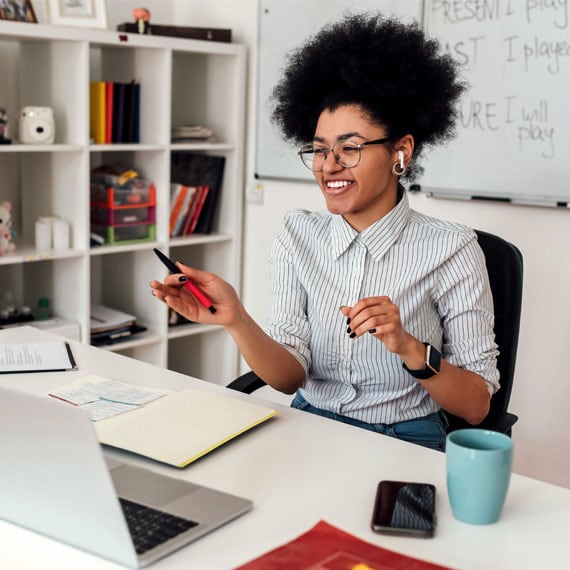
[0,0,38,22]
[45,0,107,29]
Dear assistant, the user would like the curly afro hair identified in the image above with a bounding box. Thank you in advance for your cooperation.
[271,12,466,180]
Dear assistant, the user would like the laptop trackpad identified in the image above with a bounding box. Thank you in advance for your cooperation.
[110,464,199,507]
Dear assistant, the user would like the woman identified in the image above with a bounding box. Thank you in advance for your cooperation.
[151,13,499,451]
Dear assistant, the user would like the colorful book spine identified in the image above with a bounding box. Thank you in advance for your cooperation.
[178,187,200,236]
[169,184,184,236]
[105,82,114,144]
[173,186,196,237]
[89,81,106,144]
[185,186,210,235]
[90,80,140,145]
[112,82,126,143]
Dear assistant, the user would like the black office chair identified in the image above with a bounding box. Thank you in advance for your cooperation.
[444,230,523,435]
[228,230,523,436]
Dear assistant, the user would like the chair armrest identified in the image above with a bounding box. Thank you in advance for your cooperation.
[445,411,519,436]
[477,412,519,435]
[226,371,267,394]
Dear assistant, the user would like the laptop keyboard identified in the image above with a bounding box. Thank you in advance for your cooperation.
[119,498,199,555]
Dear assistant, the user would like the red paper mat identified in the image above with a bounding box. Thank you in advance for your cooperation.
[236,520,454,570]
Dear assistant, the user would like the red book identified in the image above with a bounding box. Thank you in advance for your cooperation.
[105,82,114,144]
[236,520,453,570]
[178,186,201,236]
[184,186,210,235]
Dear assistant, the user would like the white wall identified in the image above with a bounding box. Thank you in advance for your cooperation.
[101,1,570,489]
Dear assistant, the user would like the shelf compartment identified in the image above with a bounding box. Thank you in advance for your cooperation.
[1,150,89,253]
[171,50,244,148]
[168,330,238,385]
[90,248,167,341]
[90,44,170,146]
[0,38,89,145]
[0,256,87,334]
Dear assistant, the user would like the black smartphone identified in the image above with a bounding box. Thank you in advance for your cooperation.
[371,480,436,537]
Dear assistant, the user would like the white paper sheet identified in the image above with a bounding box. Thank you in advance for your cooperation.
[0,342,76,373]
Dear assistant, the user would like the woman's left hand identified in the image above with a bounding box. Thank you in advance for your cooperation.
[341,296,416,357]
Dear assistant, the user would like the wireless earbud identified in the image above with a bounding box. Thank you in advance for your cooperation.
[398,150,404,170]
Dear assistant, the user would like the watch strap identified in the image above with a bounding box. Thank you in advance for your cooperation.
[402,343,441,379]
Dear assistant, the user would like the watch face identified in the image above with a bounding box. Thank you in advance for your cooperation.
[402,344,441,379]
[427,344,441,374]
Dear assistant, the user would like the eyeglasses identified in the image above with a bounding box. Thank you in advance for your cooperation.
[298,137,391,172]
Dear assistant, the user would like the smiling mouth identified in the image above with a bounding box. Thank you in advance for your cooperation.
[325,180,353,194]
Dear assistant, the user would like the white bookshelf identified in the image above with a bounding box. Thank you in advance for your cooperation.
[0,21,246,385]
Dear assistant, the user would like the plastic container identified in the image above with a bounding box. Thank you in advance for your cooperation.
[90,178,155,208]
[91,205,155,225]
[90,222,156,245]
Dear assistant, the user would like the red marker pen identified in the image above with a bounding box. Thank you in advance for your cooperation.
[153,248,216,314]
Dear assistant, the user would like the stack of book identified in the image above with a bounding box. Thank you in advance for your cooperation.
[89,81,141,144]
[168,184,210,237]
[170,153,226,235]
[171,125,215,143]
[90,304,147,346]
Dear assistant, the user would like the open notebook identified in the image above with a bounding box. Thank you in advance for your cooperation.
[50,376,278,468]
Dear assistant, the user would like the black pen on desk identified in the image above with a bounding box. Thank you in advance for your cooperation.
[153,248,217,314]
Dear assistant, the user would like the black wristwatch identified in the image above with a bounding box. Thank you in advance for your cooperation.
[402,343,441,379]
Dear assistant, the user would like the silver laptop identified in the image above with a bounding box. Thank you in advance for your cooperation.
[0,386,252,568]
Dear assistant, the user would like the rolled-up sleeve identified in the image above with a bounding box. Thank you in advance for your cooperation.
[437,235,500,396]
[265,218,311,376]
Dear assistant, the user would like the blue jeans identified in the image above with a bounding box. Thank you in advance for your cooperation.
[291,392,447,452]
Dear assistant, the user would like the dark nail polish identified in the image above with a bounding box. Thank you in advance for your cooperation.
[346,317,351,325]
[349,332,356,339]
[346,327,352,334]
[179,276,187,282]
[368,328,376,334]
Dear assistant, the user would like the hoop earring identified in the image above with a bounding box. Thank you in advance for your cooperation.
[392,150,406,176]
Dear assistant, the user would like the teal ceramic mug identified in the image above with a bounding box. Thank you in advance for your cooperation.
[446,429,513,525]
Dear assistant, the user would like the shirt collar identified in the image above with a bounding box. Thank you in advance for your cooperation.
[330,188,410,261]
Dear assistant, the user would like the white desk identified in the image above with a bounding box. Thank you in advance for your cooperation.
[0,327,568,569]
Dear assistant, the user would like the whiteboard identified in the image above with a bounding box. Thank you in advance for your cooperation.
[420,0,570,206]
[255,0,423,182]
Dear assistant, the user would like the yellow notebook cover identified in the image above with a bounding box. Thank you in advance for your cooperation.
[49,375,278,468]
[89,81,106,144]
[96,388,278,467]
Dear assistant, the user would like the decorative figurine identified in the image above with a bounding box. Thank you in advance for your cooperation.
[0,201,16,255]
[133,7,151,35]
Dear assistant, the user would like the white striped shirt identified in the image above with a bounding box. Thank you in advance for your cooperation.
[266,191,499,424]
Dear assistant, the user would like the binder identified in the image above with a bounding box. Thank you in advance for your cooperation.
[112,82,126,143]
[105,82,114,144]
[131,82,141,143]
[123,81,140,143]
[0,342,77,373]
[89,82,106,144]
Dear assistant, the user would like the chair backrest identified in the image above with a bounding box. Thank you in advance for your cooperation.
[445,230,523,434]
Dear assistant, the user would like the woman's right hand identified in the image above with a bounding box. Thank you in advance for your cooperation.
[150,262,242,327]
